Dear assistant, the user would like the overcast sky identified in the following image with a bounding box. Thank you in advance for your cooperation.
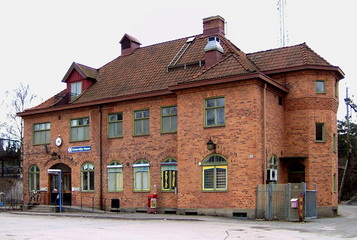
[0,0,356,129]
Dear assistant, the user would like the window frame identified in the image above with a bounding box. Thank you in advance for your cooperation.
[28,164,40,192]
[161,158,177,192]
[70,117,90,142]
[71,82,82,101]
[133,109,150,136]
[315,122,326,142]
[108,113,123,138]
[204,97,225,127]
[107,161,123,192]
[133,160,150,192]
[202,154,228,192]
[315,80,326,93]
[161,106,177,133]
[81,162,95,192]
[33,122,51,145]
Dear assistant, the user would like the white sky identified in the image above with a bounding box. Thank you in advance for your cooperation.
[0,0,356,127]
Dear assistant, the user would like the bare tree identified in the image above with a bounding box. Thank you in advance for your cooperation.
[0,83,37,170]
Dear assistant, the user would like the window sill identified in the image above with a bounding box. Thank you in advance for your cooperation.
[133,134,150,137]
[108,136,123,139]
[204,124,226,129]
[160,131,177,135]
[315,140,326,143]
[202,189,228,193]
[69,139,90,143]
[133,190,150,193]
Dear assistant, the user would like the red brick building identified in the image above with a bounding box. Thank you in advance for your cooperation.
[19,16,344,218]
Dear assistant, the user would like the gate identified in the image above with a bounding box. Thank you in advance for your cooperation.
[256,183,317,221]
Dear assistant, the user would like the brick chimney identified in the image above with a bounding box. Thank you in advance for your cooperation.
[203,16,225,68]
[120,34,141,56]
[203,15,225,36]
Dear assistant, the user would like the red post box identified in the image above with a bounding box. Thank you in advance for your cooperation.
[147,194,158,214]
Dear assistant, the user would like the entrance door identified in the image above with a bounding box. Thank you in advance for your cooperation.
[49,163,71,206]
[288,162,305,183]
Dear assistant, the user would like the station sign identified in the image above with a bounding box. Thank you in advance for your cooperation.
[67,145,91,153]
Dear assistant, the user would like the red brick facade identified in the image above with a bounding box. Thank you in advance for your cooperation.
[19,16,343,218]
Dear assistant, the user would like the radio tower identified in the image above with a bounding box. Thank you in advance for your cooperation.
[277,0,288,47]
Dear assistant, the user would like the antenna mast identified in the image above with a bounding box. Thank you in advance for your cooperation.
[277,0,288,47]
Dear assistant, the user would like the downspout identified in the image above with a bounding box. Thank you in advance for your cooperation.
[264,83,267,184]
[98,105,103,209]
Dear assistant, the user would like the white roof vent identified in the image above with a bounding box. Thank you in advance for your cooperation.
[204,36,224,53]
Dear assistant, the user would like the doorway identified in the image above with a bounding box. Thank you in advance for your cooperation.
[288,162,305,183]
[48,163,71,206]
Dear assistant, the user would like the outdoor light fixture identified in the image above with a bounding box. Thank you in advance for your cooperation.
[207,139,216,151]
[51,151,61,160]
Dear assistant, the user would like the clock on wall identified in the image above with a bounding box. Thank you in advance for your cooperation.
[55,136,62,147]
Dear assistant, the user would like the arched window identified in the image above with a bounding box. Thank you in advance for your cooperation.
[107,161,123,192]
[269,155,278,170]
[133,160,150,192]
[202,155,227,191]
[81,162,94,191]
[161,158,177,191]
[28,165,40,191]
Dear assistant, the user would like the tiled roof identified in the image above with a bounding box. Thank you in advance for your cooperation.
[247,43,331,72]
[21,35,341,115]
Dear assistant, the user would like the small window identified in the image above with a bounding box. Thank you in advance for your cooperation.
[33,122,50,145]
[70,117,90,141]
[81,162,95,192]
[315,80,326,93]
[134,110,150,136]
[161,158,177,191]
[205,97,225,127]
[333,173,337,193]
[315,123,325,142]
[335,81,338,97]
[107,161,123,192]
[133,160,150,192]
[202,155,227,191]
[108,113,123,138]
[71,82,82,101]
[28,165,40,191]
[162,106,177,133]
[333,133,337,153]
[278,96,283,106]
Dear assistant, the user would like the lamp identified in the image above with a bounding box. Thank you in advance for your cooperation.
[207,139,216,151]
[51,151,61,160]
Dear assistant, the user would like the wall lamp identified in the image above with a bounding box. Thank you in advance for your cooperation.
[207,139,216,151]
[51,151,61,160]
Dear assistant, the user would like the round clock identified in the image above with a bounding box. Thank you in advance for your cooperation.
[55,137,62,147]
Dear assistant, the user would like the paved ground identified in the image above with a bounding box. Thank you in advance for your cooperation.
[1,204,357,239]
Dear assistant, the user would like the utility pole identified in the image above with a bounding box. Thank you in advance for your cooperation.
[339,88,357,201]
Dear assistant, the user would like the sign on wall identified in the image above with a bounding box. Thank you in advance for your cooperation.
[67,145,91,153]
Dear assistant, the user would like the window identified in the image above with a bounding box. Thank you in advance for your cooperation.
[162,106,177,133]
[107,161,123,192]
[202,155,227,191]
[315,123,326,142]
[333,173,337,193]
[333,133,337,153]
[315,80,326,93]
[205,97,225,127]
[133,160,150,192]
[33,122,50,145]
[269,155,278,170]
[161,158,177,191]
[81,162,95,191]
[335,81,338,97]
[108,113,123,138]
[70,117,90,141]
[71,82,82,101]
[134,110,149,135]
[28,165,40,191]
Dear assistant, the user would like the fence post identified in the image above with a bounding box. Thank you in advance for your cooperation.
[268,184,273,220]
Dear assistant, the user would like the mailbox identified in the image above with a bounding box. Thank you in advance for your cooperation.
[290,198,299,209]
[147,194,158,214]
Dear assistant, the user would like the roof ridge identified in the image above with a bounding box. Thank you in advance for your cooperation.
[247,43,307,56]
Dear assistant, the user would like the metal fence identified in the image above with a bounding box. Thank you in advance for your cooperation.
[0,179,23,211]
[256,183,317,221]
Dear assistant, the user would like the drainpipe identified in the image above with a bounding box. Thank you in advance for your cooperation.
[264,83,267,185]
[98,105,103,209]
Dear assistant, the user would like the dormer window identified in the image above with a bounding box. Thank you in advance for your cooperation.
[71,82,82,101]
